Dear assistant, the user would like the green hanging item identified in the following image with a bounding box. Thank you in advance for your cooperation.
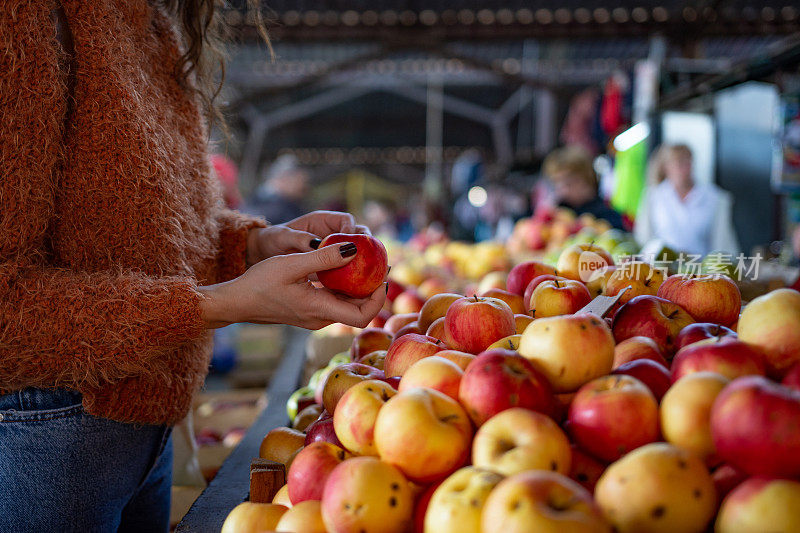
[611,138,648,218]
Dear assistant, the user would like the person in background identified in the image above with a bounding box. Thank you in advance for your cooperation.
[246,154,310,224]
[542,146,626,230]
[635,144,740,256]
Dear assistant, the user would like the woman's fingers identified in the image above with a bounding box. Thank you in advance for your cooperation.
[281,242,357,280]
[313,283,387,328]
[275,227,319,253]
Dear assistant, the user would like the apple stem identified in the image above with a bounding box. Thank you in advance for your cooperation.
[667,310,679,319]
[473,294,479,302]
[508,340,514,350]
[554,279,560,288]
[530,309,536,318]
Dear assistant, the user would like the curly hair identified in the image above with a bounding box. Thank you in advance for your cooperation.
[160,0,269,130]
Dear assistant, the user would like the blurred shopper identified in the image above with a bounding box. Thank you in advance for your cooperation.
[635,144,739,255]
[543,146,625,230]
[247,154,310,224]
[0,4,383,531]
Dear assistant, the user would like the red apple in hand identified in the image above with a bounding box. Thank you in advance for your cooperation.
[444,296,516,354]
[568,375,660,462]
[675,322,737,351]
[671,337,766,382]
[711,375,800,477]
[528,278,592,318]
[384,333,445,377]
[612,336,668,369]
[317,233,388,298]
[657,274,741,327]
[458,349,554,426]
[506,261,557,296]
[612,295,695,355]
[611,359,672,401]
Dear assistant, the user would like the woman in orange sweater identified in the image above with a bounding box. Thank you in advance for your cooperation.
[0,2,385,531]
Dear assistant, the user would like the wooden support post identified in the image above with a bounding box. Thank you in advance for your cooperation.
[249,458,286,504]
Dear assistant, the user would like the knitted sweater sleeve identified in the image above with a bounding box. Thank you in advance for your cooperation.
[215,208,267,283]
[0,5,207,390]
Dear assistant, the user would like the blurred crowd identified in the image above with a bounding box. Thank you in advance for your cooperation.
[215,138,753,260]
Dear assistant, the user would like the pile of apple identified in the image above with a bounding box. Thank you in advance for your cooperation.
[224,240,800,533]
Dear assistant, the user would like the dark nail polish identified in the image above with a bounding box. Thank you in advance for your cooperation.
[339,243,357,257]
[310,238,321,249]
[387,265,392,275]
[385,282,389,295]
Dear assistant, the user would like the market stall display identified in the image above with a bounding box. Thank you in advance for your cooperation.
[199,231,800,533]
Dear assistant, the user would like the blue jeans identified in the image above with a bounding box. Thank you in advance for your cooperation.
[0,388,173,533]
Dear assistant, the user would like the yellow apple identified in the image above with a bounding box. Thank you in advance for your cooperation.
[481,470,610,533]
[435,349,476,370]
[519,314,615,393]
[259,427,304,469]
[275,500,326,533]
[321,456,413,533]
[424,467,504,533]
[595,443,716,533]
[737,288,800,376]
[418,293,464,333]
[221,502,288,533]
[659,372,729,461]
[399,356,463,400]
[487,334,521,351]
[604,261,665,305]
[334,379,397,456]
[272,484,292,508]
[375,388,472,483]
[514,314,534,334]
[472,408,571,476]
[716,477,800,533]
[556,243,614,281]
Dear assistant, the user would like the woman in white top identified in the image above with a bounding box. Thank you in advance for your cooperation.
[635,144,740,256]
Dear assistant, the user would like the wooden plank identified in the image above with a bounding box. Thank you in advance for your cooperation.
[249,458,286,504]
[177,327,308,532]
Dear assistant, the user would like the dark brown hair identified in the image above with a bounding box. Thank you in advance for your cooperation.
[161,0,269,130]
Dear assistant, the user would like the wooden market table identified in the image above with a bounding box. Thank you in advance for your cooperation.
[176,327,309,532]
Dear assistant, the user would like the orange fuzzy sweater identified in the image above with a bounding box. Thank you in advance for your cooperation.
[0,1,266,425]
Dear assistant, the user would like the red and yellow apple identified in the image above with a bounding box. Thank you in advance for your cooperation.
[374,388,472,483]
[519,313,615,393]
[481,471,610,533]
[506,261,557,296]
[675,322,737,351]
[417,292,463,332]
[604,261,665,305]
[321,457,413,533]
[710,375,800,477]
[472,408,571,476]
[259,427,305,468]
[479,288,526,315]
[399,356,463,400]
[384,333,446,378]
[321,362,385,414]
[275,500,326,533]
[333,379,397,456]
[611,295,695,355]
[444,296,516,354]
[522,274,564,310]
[568,375,660,462]
[514,314,534,334]
[737,287,800,376]
[612,336,668,369]
[351,328,393,361]
[528,278,592,318]
[716,477,800,533]
[486,334,521,351]
[659,372,729,462]
[670,337,766,382]
[317,233,388,299]
[595,443,716,533]
[424,467,504,533]
[287,441,350,504]
[556,243,614,282]
[435,349,475,371]
[657,274,741,327]
[384,313,419,335]
[458,349,553,426]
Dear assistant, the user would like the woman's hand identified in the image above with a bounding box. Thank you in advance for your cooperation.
[200,241,386,330]
[246,210,371,266]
